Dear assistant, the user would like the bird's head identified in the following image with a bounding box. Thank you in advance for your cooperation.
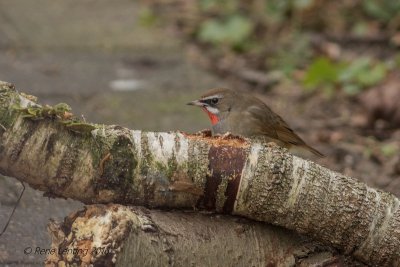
[187,88,237,125]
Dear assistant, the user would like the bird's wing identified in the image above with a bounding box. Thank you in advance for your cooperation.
[246,103,323,156]
[246,103,306,146]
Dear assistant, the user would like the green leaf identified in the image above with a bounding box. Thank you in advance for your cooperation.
[362,0,400,22]
[138,8,158,27]
[264,1,291,23]
[53,103,72,114]
[338,57,370,83]
[198,19,224,44]
[303,57,341,90]
[225,15,253,44]
[198,15,253,46]
[356,63,386,86]
[381,143,398,157]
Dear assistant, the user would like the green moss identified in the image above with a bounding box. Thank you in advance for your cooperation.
[91,133,110,165]
[65,122,97,133]
[17,103,71,119]
[97,134,138,192]
[0,89,21,130]
[88,126,119,171]
[154,161,167,174]
[15,101,100,135]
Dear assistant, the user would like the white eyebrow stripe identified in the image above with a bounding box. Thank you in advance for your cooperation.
[201,94,222,100]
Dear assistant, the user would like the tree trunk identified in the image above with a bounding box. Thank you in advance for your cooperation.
[46,204,360,267]
[0,81,399,266]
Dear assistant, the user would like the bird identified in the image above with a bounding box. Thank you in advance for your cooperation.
[187,87,323,157]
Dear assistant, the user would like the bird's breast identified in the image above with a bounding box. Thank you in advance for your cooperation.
[211,120,231,135]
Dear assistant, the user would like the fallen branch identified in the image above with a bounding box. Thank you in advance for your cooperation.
[46,204,359,266]
[0,81,399,266]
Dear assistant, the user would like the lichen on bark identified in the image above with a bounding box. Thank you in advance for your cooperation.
[234,143,400,266]
[1,81,399,266]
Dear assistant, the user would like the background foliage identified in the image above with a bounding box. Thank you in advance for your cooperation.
[142,0,400,95]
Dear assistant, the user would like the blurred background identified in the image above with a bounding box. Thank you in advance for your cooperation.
[0,0,399,265]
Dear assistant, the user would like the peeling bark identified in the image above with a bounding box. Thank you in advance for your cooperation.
[46,204,360,267]
[0,81,399,266]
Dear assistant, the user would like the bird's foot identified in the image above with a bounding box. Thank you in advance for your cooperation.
[221,132,234,139]
[196,129,212,137]
[220,132,242,140]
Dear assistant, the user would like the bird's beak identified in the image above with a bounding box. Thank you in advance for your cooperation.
[186,100,203,106]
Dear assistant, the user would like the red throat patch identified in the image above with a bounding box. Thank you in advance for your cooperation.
[202,107,219,125]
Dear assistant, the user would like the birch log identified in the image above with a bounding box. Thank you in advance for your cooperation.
[46,204,356,267]
[0,81,399,266]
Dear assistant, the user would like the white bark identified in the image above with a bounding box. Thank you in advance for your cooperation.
[0,81,399,266]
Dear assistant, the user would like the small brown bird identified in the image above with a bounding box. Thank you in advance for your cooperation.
[188,88,323,157]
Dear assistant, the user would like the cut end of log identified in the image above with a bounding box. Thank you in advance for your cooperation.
[183,131,250,148]
[46,204,136,266]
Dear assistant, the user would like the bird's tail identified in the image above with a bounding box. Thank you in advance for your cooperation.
[302,144,324,157]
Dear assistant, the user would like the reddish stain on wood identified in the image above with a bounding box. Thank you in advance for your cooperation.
[198,145,247,213]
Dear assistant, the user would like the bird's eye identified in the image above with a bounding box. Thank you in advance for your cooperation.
[211,98,219,104]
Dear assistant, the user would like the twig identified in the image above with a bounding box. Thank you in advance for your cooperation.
[0,181,25,237]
